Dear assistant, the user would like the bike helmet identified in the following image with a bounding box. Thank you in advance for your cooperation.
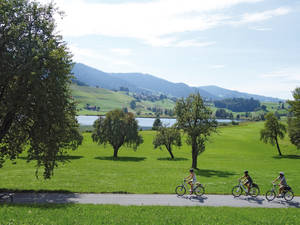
[244,170,248,174]
[189,168,194,172]
[279,172,284,176]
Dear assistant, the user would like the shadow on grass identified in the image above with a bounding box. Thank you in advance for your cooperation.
[157,157,188,161]
[273,155,300,159]
[94,156,146,162]
[18,155,84,161]
[195,169,236,178]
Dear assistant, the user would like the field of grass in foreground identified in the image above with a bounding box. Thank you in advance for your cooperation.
[0,122,299,195]
[0,204,299,225]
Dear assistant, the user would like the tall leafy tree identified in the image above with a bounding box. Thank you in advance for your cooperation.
[260,112,286,156]
[92,109,143,159]
[153,126,181,159]
[287,87,300,149]
[152,116,162,130]
[175,93,217,168]
[0,0,82,178]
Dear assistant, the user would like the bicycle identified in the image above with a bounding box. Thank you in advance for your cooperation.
[265,184,294,201]
[232,179,260,197]
[175,179,205,196]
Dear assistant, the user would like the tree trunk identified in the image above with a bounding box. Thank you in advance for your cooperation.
[166,145,174,159]
[113,147,119,159]
[275,137,282,156]
[191,138,198,168]
[0,111,15,143]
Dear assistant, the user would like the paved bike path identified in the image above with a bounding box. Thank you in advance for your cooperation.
[2,193,300,208]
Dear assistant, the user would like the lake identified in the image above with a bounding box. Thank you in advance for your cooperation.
[77,116,236,128]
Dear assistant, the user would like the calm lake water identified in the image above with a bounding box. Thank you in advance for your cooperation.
[77,116,235,127]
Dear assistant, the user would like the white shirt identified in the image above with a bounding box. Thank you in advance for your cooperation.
[279,176,287,186]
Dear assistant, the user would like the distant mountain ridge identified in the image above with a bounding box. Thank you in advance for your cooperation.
[72,63,281,102]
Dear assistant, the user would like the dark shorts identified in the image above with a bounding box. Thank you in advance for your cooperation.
[245,180,253,186]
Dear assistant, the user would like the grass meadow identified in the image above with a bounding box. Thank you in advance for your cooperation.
[0,122,299,195]
[0,204,299,225]
[71,84,175,116]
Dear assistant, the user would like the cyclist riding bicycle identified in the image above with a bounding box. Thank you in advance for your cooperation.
[240,170,253,194]
[185,168,197,194]
[273,172,288,198]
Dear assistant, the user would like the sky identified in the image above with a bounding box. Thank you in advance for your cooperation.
[40,0,300,99]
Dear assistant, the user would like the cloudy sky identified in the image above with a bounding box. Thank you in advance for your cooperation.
[41,0,300,99]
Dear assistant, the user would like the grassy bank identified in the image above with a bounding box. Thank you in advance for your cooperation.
[0,122,299,194]
[0,204,299,225]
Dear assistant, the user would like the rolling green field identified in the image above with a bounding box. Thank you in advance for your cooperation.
[0,122,299,195]
[0,204,299,225]
[71,84,175,116]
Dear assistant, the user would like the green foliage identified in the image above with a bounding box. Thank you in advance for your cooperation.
[175,93,217,168]
[287,88,300,149]
[214,98,260,112]
[215,108,233,119]
[130,100,136,110]
[152,117,162,130]
[153,126,182,159]
[0,205,299,225]
[261,105,267,111]
[92,109,143,158]
[0,0,82,178]
[260,113,286,155]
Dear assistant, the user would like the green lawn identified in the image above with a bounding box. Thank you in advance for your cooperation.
[0,204,299,225]
[0,122,299,195]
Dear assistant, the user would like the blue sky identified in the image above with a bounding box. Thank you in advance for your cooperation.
[42,0,300,99]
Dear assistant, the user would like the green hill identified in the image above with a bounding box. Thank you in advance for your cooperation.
[71,84,176,116]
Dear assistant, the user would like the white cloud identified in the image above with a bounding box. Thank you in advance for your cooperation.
[174,40,216,48]
[110,48,133,56]
[69,45,136,71]
[211,64,225,69]
[38,0,282,47]
[234,7,291,24]
[261,68,300,82]
[250,26,272,31]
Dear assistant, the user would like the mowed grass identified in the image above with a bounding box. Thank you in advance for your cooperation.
[0,122,299,194]
[0,204,299,225]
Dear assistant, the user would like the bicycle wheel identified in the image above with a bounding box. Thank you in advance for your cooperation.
[232,185,242,197]
[194,185,205,196]
[284,190,294,201]
[250,186,260,197]
[265,191,276,201]
[175,185,186,196]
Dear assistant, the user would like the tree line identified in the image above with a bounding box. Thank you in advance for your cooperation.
[214,98,260,112]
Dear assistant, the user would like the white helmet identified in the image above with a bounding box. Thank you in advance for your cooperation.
[279,172,284,176]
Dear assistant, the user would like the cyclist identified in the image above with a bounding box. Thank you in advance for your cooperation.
[273,172,288,198]
[185,168,197,194]
[240,170,253,195]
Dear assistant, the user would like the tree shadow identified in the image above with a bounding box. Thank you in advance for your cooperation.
[5,193,79,207]
[18,156,84,161]
[273,155,300,159]
[235,196,265,205]
[178,195,208,203]
[94,156,146,162]
[195,169,236,178]
[157,157,188,161]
